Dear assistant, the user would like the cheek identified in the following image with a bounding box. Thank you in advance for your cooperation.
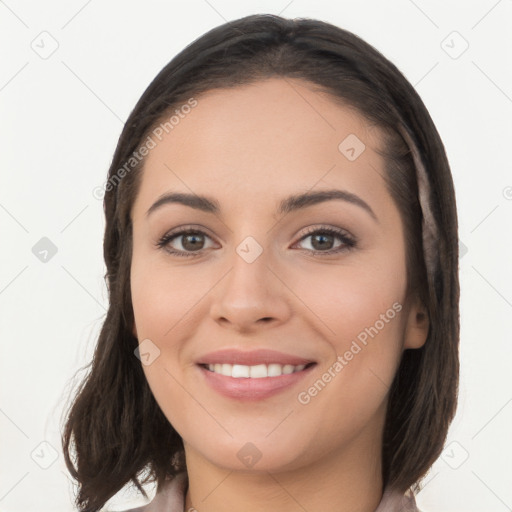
[130,249,213,408]
[289,260,407,439]
[293,253,407,352]
[130,251,205,338]
[130,259,204,437]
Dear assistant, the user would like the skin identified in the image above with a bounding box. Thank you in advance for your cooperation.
[130,78,429,512]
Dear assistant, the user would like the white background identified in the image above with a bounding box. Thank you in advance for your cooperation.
[1,1,511,511]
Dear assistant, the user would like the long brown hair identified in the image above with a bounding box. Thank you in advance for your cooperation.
[61,14,459,511]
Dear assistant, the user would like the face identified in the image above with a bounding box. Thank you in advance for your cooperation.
[130,78,428,473]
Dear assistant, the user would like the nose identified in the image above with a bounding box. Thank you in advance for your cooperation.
[209,242,292,333]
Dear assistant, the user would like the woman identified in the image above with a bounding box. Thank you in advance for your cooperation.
[62,13,459,512]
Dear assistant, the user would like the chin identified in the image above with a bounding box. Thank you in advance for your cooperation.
[184,428,324,474]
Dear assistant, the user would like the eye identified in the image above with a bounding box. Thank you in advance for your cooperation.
[293,226,356,256]
[155,227,216,257]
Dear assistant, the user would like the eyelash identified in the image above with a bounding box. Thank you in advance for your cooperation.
[155,225,357,258]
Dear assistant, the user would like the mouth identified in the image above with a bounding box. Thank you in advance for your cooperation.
[198,363,317,401]
[196,349,317,400]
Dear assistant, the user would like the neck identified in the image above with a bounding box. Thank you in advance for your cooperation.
[183,415,384,512]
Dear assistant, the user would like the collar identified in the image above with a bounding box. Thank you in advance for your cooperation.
[125,472,419,512]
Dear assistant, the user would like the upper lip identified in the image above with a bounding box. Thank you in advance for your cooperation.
[197,349,316,366]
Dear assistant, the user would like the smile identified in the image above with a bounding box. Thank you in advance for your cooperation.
[198,362,316,401]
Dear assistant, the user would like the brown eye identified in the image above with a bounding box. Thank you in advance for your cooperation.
[295,227,356,255]
[156,228,215,257]
[180,233,206,251]
[310,232,335,251]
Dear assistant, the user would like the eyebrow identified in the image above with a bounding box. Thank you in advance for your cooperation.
[146,189,378,222]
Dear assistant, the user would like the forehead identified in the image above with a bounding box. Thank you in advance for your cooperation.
[132,78,389,218]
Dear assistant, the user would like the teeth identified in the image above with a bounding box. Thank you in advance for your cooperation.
[232,364,250,378]
[206,363,307,378]
[250,364,267,378]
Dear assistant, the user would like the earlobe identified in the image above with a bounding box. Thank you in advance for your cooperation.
[403,299,430,349]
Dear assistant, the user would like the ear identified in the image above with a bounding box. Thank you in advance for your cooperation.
[403,296,429,349]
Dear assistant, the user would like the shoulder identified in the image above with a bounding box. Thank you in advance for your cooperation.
[114,472,188,512]
[374,486,421,512]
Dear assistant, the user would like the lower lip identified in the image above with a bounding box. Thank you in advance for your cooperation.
[198,364,316,401]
